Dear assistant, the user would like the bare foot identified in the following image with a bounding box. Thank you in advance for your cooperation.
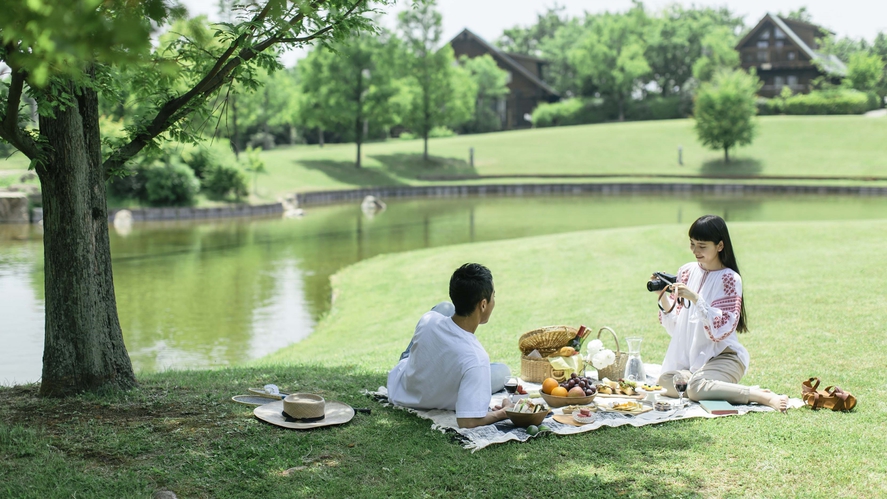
[765,393,789,413]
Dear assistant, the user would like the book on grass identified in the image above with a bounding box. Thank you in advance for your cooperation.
[700,400,738,415]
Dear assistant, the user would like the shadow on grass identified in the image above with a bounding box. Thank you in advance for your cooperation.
[299,159,406,187]
[0,365,713,498]
[700,157,763,176]
[370,153,479,180]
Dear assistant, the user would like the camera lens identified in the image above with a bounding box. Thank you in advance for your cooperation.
[647,279,665,292]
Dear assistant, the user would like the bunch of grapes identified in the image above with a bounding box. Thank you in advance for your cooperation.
[559,372,597,396]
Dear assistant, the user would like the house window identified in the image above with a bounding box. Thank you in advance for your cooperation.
[775,27,786,39]
[775,40,784,49]
[787,51,796,61]
[757,50,768,62]
[760,30,770,39]
[757,40,769,48]
[774,76,785,88]
[505,71,512,84]
[787,75,798,87]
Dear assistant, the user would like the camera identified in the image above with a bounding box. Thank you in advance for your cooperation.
[646,271,677,292]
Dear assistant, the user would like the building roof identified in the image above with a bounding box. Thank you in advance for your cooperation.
[449,28,560,97]
[736,13,847,76]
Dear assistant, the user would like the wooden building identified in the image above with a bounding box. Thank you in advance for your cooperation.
[448,28,560,129]
[736,13,846,97]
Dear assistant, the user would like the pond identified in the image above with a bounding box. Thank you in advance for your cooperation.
[2,192,886,385]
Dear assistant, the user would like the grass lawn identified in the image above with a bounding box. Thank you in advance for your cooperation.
[250,115,887,201]
[5,115,885,204]
[3,220,885,498]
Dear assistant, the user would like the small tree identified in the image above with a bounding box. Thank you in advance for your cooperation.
[459,54,509,133]
[844,52,885,93]
[694,68,761,163]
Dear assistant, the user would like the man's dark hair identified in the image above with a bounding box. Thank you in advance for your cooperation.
[449,263,494,317]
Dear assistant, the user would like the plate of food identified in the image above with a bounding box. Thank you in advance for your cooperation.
[598,400,652,415]
[593,378,644,399]
[571,407,596,424]
[636,384,667,403]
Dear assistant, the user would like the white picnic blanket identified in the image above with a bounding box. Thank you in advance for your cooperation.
[368,364,803,452]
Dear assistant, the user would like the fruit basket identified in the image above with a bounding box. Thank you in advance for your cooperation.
[540,392,596,408]
[518,325,581,383]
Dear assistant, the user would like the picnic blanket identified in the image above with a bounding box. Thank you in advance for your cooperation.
[369,364,803,452]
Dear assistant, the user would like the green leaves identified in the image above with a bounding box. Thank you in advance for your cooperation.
[693,68,761,162]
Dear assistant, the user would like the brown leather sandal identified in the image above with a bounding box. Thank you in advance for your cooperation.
[802,377,857,411]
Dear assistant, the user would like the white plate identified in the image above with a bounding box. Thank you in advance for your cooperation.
[572,412,595,424]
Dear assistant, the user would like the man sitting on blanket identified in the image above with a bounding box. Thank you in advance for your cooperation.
[387,263,513,428]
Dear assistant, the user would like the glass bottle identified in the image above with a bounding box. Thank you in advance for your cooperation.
[623,337,646,383]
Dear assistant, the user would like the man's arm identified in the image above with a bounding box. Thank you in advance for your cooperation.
[457,398,512,429]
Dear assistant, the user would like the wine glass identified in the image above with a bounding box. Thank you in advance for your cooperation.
[673,373,688,408]
[504,377,519,403]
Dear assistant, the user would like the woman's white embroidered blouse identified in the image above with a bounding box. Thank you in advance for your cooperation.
[658,262,749,374]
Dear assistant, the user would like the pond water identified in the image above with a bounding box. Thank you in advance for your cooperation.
[2,192,886,385]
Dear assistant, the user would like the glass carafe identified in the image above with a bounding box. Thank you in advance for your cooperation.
[623,337,646,383]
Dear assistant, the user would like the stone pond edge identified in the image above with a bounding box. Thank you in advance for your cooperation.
[17,181,887,224]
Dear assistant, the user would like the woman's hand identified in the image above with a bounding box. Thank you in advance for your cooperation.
[669,283,699,304]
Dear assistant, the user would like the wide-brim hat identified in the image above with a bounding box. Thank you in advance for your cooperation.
[254,393,354,430]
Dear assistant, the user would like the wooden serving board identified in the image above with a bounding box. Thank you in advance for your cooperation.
[552,414,591,426]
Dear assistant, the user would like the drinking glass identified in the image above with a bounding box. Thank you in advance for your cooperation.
[673,373,688,407]
[504,377,519,403]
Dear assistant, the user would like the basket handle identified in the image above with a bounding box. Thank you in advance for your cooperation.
[596,327,621,354]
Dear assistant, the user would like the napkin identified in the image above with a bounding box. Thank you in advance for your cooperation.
[547,355,583,378]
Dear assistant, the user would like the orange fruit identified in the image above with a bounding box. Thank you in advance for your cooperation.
[551,386,569,397]
[541,378,559,395]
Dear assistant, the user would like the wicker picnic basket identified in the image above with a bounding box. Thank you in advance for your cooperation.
[592,326,628,381]
[518,325,583,383]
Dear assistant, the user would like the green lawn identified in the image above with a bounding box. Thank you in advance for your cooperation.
[6,115,884,203]
[251,115,887,200]
[4,220,883,498]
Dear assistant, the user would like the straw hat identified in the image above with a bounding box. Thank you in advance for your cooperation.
[253,393,354,430]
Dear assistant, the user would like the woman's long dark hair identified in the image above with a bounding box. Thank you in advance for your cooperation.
[689,215,748,333]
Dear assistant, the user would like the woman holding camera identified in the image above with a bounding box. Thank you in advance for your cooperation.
[654,214,788,412]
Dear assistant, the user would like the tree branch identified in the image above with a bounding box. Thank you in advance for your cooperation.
[0,66,40,159]
[104,0,365,174]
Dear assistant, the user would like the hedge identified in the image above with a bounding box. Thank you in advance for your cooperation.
[532,96,689,128]
[757,89,877,116]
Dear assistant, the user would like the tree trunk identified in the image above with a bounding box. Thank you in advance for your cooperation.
[231,93,240,159]
[355,73,363,169]
[724,146,730,163]
[618,95,625,122]
[35,78,137,397]
[319,128,324,148]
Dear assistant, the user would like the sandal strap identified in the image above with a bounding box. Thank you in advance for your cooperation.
[802,377,821,394]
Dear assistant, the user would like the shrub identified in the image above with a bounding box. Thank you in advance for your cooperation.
[533,96,687,128]
[107,166,149,200]
[202,163,248,200]
[782,89,871,115]
[143,159,200,206]
[756,97,783,115]
[428,126,456,138]
[398,131,416,140]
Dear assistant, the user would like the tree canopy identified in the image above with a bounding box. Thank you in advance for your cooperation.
[0,0,399,396]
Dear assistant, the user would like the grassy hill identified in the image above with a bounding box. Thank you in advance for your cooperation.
[253,115,887,197]
[4,115,885,201]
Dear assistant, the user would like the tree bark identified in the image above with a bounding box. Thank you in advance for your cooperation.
[618,94,625,122]
[35,77,137,397]
[355,70,363,169]
[724,146,730,163]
